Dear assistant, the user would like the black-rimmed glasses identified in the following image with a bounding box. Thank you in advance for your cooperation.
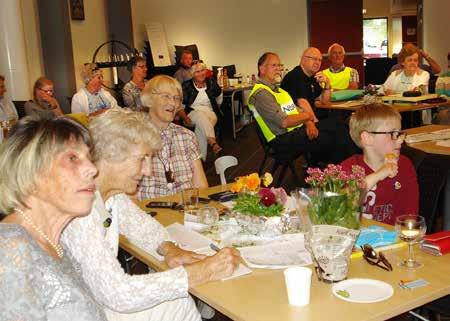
[361,244,393,271]
[368,130,406,140]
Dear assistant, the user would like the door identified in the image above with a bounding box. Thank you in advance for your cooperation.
[308,0,364,86]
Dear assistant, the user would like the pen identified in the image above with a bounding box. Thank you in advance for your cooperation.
[210,243,221,252]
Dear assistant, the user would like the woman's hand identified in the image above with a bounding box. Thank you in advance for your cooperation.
[185,247,241,287]
[164,246,206,268]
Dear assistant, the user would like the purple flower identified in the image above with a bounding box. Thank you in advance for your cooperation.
[259,188,276,207]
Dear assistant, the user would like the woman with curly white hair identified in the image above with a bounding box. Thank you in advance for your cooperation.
[71,63,119,115]
[62,108,240,321]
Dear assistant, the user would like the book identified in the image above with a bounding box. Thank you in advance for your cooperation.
[421,231,450,256]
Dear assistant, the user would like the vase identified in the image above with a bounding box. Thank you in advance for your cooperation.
[308,190,361,230]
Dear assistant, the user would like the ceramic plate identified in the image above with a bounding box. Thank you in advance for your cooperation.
[332,278,394,303]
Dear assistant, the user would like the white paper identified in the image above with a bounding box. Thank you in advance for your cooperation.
[405,128,450,144]
[145,22,171,67]
[166,223,213,252]
[239,233,312,269]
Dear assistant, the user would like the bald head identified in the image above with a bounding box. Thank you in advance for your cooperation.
[300,47,323,76]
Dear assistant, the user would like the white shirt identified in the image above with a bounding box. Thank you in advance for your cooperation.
[61,191,189,313]
[0,97,18,121]
[383,69,430,94]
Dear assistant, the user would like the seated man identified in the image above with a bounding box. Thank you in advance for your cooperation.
[341,104,419,225]
[248,52,347,165]
[322,43,359,90]
[280,48,357,162]
[174,49,194,84]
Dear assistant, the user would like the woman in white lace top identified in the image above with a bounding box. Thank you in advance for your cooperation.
[61,108,240,321]
[0,116,104,321]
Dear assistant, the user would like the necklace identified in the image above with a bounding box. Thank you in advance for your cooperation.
[15,208,64,259]
[158,129,175,183]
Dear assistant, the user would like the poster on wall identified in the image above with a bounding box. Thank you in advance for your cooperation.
[145,22,171,67]
[70,0,85,20]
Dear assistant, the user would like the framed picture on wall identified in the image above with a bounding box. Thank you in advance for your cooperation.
[70,0,85,20]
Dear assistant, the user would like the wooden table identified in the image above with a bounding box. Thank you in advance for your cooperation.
[405,124,450,156]
[120,186,450,321]
[316,100,450,113]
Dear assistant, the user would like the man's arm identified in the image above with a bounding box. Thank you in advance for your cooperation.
[421,50,442,74]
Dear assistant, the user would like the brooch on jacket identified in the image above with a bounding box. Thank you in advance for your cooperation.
[394,181,402,190]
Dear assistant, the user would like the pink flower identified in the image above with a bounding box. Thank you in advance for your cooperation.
[259,188,276,207]
[271,187,288,205]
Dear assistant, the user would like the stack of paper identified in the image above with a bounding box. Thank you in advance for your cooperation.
[405,128,450,144]
[165,223,252,280]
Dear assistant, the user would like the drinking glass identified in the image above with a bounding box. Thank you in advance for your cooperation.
[181,188,199,210]
[395,215,426,268]
[199,206,219,227]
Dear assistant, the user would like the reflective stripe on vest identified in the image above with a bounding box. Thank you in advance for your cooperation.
[323,67,352,90]
[247,83,302,142]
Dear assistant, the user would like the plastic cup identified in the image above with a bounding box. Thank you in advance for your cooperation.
[182,188,199,210]
[284,267,312,306]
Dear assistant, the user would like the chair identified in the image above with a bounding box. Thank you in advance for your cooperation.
[13,100,27,118]
[215,155,238,185]
[253,123,304,187]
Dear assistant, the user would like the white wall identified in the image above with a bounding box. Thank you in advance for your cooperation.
[70,0,112,89]
[423,0,450,73]
[131,0,309,76]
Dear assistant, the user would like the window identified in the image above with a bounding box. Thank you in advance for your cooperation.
[363,18,388,59]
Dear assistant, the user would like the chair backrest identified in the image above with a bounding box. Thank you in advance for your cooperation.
[13,100,27,118]
[214,155,238,185]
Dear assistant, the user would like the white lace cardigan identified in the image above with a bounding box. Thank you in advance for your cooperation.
[61,191,189,313]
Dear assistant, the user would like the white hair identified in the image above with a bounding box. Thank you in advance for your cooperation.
[328,43,346,55]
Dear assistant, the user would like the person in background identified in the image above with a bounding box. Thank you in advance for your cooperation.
[174,49,194,84]
[122,56,148,111]
[383,44,430,95]
[0,75,19,121]
[341,104,419,225]
[25,77,64,117]
[138,75,208,199]
[179,61,223,159]
[71,63,119,116]
[0,115,105,321]
[390,45,441,76]
[280,48,357,163]
[62,108,239,321]
[322,43,360,90]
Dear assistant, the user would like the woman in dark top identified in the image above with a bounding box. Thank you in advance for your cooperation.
[25,77,64,117]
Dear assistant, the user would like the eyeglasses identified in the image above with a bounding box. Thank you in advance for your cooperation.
[38,88,54,94]
[368,130,406,140]
[361,244,393,271]
[136,64,147,69]
[304,55,323,63]
[154,92,182,104]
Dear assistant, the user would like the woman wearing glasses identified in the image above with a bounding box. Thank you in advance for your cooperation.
[25,77,64,117]
[138,75,208,199]
[178,61,223,160]
[122,56,148,111]
[71,63,119,116]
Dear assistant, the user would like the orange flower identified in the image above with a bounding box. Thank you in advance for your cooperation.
[230,176,245,193]
[245,173,261,191]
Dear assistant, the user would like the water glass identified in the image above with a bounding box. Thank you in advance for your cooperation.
[181,188,199,210]
[199,206,219,226]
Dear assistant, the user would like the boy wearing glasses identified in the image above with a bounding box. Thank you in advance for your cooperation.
[341,104,419,225]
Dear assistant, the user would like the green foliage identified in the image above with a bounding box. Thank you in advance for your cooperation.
[233,193,283,217]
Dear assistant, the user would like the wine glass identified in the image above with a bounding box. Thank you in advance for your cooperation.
[199,206,219,227]
[395,215,427,268]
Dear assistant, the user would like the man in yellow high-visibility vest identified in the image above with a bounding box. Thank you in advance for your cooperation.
[322,43,359,90]
[248,52,349,164]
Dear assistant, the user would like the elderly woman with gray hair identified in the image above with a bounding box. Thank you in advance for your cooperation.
[62,108,240,321]
[178,61,223,159]
[71,63,119,115]
[0,115,105,320]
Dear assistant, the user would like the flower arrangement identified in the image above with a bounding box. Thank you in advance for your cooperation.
[305,164,366,229]
[230,173,288,217]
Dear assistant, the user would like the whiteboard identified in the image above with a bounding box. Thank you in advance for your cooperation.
[145,22,171,67]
